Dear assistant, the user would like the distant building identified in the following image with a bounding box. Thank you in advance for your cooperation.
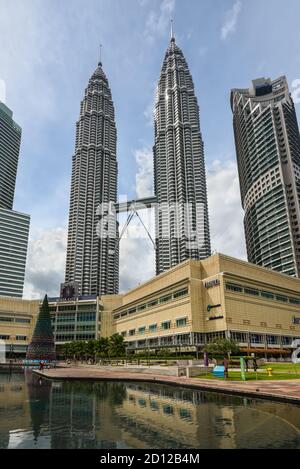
[153,34,211,274]
[0,101,30,298]
[231,76,300,277]
[65,61,119,296]
[0,102,21,210]
[0,208,30,297]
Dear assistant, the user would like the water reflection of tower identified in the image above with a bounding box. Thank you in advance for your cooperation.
[25,370,52,443]
[48,381,119,449]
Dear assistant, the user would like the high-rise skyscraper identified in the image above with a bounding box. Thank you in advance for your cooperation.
[65,61,119,296]
[0,101,30,297]
[231,76,300,277]
[153,34,211,274]
[0,102,21,210]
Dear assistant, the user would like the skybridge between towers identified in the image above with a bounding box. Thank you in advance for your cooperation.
[115,196,157,249]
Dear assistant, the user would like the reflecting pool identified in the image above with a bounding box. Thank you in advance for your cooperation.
[0,372,300,449]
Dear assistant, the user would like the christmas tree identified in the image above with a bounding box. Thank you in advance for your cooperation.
[26,294,56,361]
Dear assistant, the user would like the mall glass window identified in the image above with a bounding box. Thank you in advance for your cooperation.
[160,295,172,304]
[244,288,260,297]
[173,288,188,299]
[276,295,288,303]
[15,318,30,324]
[250,333,264,344]
[226,283,243,293]
[289,298,300,305]
[267,335,280,345]
[176,317,187,328]
[261,291,274,300]
[161,321,171,330]
[149,324,157,333]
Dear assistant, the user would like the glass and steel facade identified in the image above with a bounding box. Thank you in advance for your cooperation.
[65,62,119,296]
[48,297,101,344]
[153,36,211,275]
[0,102,21,210]
[231,76,300,277]
[0,208,30,297]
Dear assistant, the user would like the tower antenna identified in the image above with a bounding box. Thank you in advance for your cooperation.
[99,44,102,66]
[170,19,174,40]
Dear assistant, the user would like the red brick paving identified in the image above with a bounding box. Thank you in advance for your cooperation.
[34,367,300,404]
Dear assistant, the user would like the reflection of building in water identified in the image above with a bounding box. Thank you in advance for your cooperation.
[112,383,238,449]
[114,383,300,449]
[26,371,51,442]
[1,374,300,449]
[0,372,31,448]
[49,381,122,449]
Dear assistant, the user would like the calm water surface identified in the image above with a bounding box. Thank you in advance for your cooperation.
[0,371,300,449]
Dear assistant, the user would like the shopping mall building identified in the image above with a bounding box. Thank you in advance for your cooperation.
[1,254,300,358]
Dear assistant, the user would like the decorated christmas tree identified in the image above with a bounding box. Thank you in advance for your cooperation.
[26,294,56,361]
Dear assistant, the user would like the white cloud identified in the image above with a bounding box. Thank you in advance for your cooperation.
[144,0,176,43]
[207,159,246,260]
[135,147,154,198]
[221,1,242,41]
[23,227,67,299]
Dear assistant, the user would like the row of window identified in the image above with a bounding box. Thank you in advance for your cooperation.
[55,333,96,342]
[0,316,30,324]
[123,317,188,337]
[113,288,189,321]
[127,395,192,420]
[51,313,96,323]
[231,331,298,346]
[226,282,300,305]
[0,335,27,341]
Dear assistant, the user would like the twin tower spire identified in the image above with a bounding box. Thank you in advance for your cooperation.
[65,32,211,296]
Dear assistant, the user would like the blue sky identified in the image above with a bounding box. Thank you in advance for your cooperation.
[1,0,300,297]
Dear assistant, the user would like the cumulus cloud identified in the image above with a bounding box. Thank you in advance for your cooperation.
[144,0,176,43]
[207,159,246,260]
[221,0,242,41]
[23,227,67,299]
[135,147,154,198]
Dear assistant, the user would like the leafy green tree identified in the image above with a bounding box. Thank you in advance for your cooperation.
[203,338,240,359]
[95,337,110,358]
[108,334,126,358]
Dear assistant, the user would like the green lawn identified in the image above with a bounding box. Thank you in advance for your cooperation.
[196,371,300,381]
[260,363,300,372]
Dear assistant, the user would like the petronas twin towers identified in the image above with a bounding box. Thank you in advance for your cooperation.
[65,33,211,296]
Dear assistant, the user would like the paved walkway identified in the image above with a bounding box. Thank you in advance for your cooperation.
[34,367,300,404]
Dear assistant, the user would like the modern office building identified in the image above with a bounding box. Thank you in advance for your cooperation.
[0,208,30,297]
[0,101,21,210]
[153,33,211,275]
[65,60,119,296]
[0,101,30,298]
[231,76,300,277]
